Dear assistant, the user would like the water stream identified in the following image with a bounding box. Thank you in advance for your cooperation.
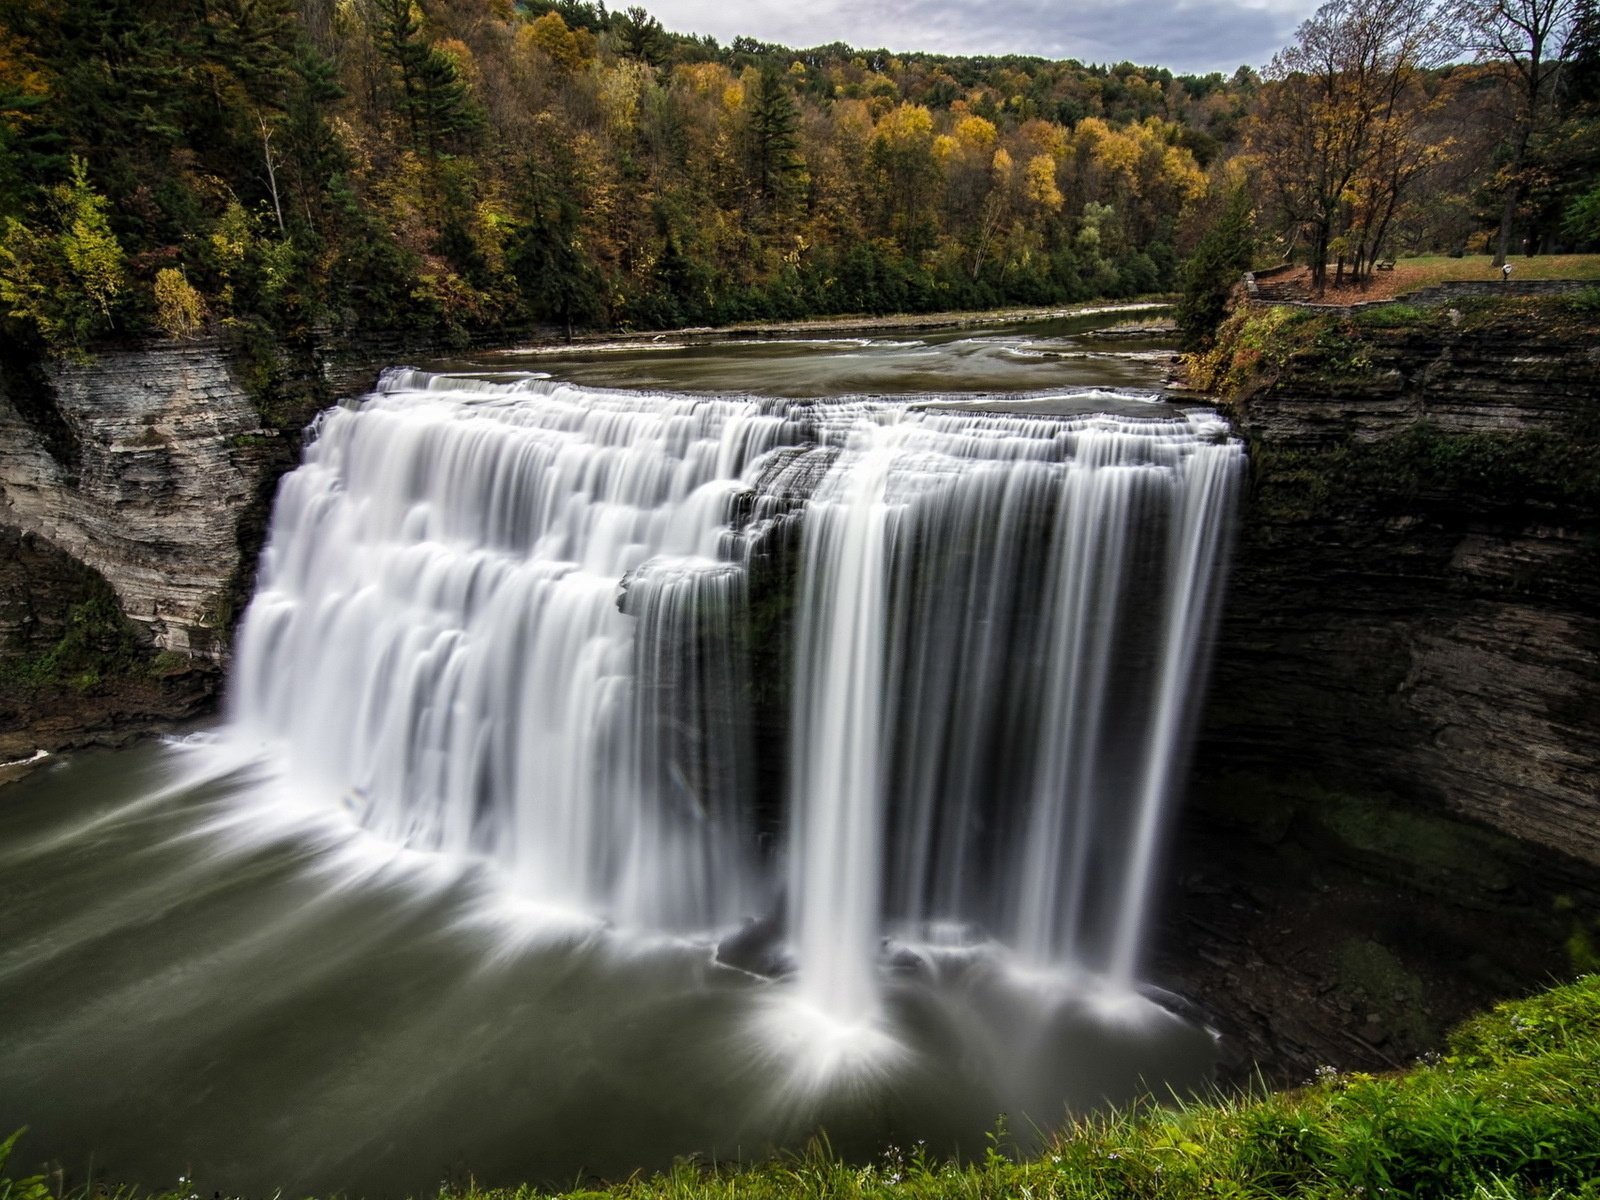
[0,316,1244,1194]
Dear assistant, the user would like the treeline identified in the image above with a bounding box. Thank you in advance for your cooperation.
[0,0,1596,356]
[0,0,1248,353]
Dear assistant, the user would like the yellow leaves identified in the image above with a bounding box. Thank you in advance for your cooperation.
[153,268,207,339]
[1092,125,1143,183]
[210,200,252,281]
[0,28,52,132]
[1017,118,1068,163]
[954,114,997,149]
[675,62,733,97]
[932,133,959,166]
[991,147,1014,181]
[873,102,934,150]
[1161,145,1207,205]
[0,158,127,354]
[1025,154,1063,211]
[598,60,652,138]
[434,38,480,92]
[519,12,591,74]
[1074,116,1112,148]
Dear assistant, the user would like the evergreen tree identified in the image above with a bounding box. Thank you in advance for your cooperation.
[613,6,667,66]
[282,45,348,231]
[748,65,804,212]
[1175,184,1255,350]
[508,154,603,339]
[373,0,480,158]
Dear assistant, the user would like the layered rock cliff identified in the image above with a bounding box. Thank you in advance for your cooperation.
[1201,299,1599,865]
[0,332,372,757]
[1161,295,1600,1083]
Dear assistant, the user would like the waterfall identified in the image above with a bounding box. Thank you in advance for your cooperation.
[230,371,793,929]
[787,408,1242,1017]
[230,369,1242,1020]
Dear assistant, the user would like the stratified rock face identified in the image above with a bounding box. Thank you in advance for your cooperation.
[0,341,273,661]
[1201,313,1600,869]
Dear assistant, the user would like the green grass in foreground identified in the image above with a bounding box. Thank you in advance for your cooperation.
[5,976,1599,1200]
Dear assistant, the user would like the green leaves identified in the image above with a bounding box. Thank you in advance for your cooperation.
[0,156,126,354]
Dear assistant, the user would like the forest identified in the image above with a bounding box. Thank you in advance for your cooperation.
[0,0,1597,355]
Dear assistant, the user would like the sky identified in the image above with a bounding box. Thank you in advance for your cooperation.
[637,0,1325,77]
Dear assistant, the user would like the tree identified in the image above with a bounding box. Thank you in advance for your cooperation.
[372,0,482,158]
[613,6,668,68]
[747,66,804,214]
[1451,0,1583,261]
[0,156,127,353]
[507,148,604,340]
[871,102,939,253]
[0,24,61,219]
[281,46,348,232]
[1251,0,1448,291]
[1176,183,1256,349]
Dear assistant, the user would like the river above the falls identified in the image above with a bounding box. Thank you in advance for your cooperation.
[0,309,1230,1196]
[429,304,1180,397]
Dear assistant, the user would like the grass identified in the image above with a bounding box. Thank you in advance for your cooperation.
[1253,255,1600,304]
[4,976,1599,1200]
[1389,254,1600,292]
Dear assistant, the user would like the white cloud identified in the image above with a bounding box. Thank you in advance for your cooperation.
[639,0,1322,74]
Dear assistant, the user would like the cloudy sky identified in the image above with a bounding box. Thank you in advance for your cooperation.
[640,0,1324,76]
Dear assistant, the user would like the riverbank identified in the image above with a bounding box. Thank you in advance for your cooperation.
[517,299,1177,349]
[4,974,1596,1199]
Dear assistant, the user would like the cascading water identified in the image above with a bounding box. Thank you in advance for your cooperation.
[229,369,1242,1025]
[789,407,1241,1019]
[229,373,796,929]
[0,341,1251,1193]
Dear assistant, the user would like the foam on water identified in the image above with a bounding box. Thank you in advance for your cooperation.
[224,368,1242,1028]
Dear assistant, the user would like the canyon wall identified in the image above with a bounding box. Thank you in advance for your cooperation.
[0,334,386,758]
[1162,296,1600,1083]
[1203,302,1599,865]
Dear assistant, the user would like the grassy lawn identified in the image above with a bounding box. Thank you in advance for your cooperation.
[1257,254,1600,302]
[1390,254,1600,290]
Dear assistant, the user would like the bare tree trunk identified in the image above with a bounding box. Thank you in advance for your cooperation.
[1311,224,1330,293]
[969,194,1004,281]
[1495,183,1518,267]
[260,116,287,237]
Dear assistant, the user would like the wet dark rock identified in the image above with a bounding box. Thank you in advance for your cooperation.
[1159,310,1600,1087]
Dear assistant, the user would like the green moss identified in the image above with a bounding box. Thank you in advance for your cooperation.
[1334,937,1432,1043]
[1317,792,1514,893]
[1350,302,1429,328]
[0,575,179,694]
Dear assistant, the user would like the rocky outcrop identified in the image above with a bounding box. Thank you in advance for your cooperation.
[0,341,280,662]
[1202,306,1600,866]
[0,328,529,755]
[0,329,412,754]
[1160,298,1600,1084]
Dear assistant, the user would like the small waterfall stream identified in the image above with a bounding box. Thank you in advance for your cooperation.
[230,369,1243,1022]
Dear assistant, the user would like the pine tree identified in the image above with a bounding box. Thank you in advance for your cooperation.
[749,66,803,213]
[1175,184,1255,351]
[508,153,603,340]
[373,0,480,158]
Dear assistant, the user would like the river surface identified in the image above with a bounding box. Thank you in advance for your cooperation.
[0,309,1224,1196]
[435,305,1178,396]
